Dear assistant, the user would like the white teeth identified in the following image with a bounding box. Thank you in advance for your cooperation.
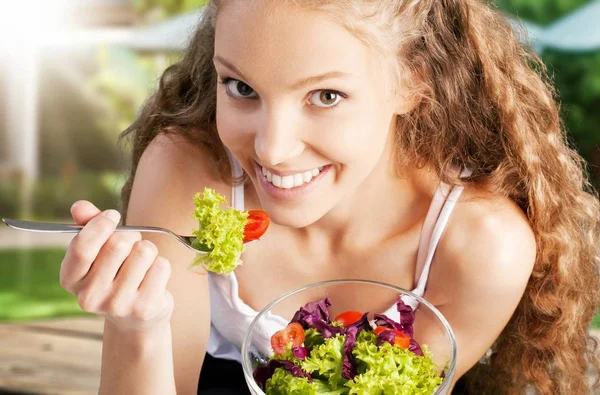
[261,166,324,189]
[272,174,282,187]
[293,174,303,187]
[302,172,312,183]
[281,175,294,189]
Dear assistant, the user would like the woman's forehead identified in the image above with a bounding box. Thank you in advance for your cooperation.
[213,3,380,87]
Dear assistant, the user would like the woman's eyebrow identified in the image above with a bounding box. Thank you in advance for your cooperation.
[213,55,356,91]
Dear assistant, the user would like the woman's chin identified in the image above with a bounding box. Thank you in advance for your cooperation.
[264,206,327,229]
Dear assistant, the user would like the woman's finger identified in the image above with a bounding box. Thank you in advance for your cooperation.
[138,256,172,297]
[113,240,157,290]
[60,210,121,289]
[84,231,142,287]
[70,200,103,226]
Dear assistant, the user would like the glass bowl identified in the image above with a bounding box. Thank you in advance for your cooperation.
[241,279,457,394]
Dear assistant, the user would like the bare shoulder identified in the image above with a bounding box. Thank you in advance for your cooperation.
[128,132,231,234]
[433,187,536,300]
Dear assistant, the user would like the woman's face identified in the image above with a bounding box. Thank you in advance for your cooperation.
[214,2,407,227]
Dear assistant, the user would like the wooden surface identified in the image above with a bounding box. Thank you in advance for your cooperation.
[0,318,103,395]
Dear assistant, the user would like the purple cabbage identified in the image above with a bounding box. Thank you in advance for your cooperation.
[291,298,344,339]
[408,339,424,356]
[373,314,403,332]
[253,360,312,390]
[291,298,332,322]
[292,346,309,360]
[396,298,415,336]
[373,298,424,355]
[377,330,397,347]
[342,312,371,380]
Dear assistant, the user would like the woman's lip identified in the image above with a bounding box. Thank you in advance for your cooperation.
[255,163,331,201]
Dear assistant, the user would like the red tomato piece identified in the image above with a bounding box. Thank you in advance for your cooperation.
[270,323,305,354]
[374,325,388,335]
[393,332,411,349]
[373,326,411,349]
[334,311,364,326]
[286,322,305,348]
[243,210,270,243]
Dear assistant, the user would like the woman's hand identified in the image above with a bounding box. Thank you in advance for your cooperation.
[60,200,174,332]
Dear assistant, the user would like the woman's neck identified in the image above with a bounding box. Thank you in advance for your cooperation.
[299,150,438,256]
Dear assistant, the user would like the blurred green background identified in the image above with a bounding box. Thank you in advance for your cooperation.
[0,0,598,328]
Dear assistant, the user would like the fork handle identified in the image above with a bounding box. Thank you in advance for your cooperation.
[2,218,165,235]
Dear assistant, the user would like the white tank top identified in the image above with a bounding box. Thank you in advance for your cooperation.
[206,157,467,362]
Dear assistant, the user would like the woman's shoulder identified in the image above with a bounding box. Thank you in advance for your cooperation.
[128,131,231,234]
[430,186,536,302]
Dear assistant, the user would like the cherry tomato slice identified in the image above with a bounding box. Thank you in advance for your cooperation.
[393,332,411,349]
[243,210,270,243]
[270,323,305,354]
[373,326,411,349]
[374,325,388,335]
[334,311,364,326]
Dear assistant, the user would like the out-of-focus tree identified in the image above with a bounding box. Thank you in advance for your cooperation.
[495,0,589,25]
[497,0,600,184]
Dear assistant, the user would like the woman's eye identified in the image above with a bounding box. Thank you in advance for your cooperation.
[309,90,343,108]
[223,79,258,98]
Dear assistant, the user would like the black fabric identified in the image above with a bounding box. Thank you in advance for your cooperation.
[199,354,470,394]
[198,354,251,395]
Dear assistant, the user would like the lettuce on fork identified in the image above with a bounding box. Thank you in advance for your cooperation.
[188,188,248,274]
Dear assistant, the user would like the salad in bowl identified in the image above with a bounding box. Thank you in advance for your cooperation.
[242,280,457,395]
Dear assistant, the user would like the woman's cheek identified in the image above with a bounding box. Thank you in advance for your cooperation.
[216,105,254,149]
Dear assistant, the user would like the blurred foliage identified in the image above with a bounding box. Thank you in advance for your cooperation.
[495,0,590,25]
[89,46,173,142]
[0,171,125,220]
[134,0,208,20]
[497,0,600,183]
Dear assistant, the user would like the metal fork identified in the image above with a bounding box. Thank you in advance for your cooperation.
[1,218,209,254]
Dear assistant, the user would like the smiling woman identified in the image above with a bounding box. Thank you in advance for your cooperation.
[51,0,600,394]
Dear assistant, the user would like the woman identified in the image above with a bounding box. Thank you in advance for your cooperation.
[61,0,600,394]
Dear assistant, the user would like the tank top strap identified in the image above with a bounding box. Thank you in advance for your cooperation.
[412,168,471,297]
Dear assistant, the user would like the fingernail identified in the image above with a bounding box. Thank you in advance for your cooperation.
[103,210,121,224]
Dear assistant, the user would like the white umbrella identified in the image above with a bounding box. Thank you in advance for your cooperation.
[505,15,545,52]
[543,0,600,52]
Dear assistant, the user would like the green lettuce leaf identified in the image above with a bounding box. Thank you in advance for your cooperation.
[348,335,443,395]
[266,368,315,395]
[301,334,347,389]
[188,188,248,274]
[304,328,326,349]
[265,370,350,395]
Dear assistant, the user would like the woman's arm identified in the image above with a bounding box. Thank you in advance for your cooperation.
[99,133,230,395]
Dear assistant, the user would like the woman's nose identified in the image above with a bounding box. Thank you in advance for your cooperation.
[254,106,304,167]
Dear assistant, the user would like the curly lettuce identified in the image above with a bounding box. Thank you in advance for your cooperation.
[301,334,347,390]
[188,188,248,274]
[347,331,443,395]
